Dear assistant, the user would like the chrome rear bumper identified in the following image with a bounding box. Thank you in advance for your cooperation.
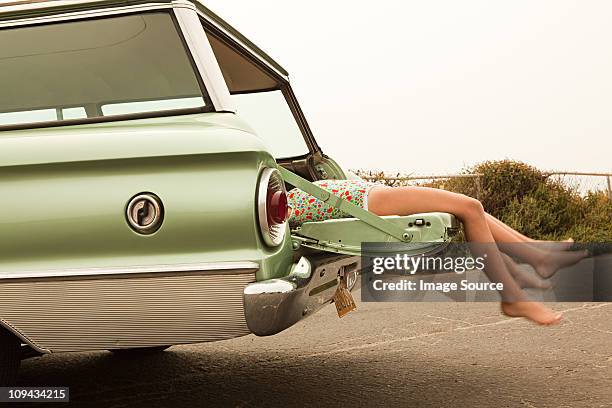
[243,255,359,336]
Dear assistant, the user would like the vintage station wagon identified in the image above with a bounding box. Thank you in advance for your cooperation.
[0,0,457,384]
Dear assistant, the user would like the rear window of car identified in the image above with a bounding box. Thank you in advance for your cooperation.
[0,11,211,129]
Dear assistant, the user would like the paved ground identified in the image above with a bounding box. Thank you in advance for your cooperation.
[17,294,612,408]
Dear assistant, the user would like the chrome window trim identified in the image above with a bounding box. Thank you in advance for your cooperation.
[192,7,289,82]
[0,261,259,280]
[173,2,235,112]
[0,2,172,28]
[0,0,117,15]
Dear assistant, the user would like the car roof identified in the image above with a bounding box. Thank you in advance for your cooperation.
[0,0,289,79]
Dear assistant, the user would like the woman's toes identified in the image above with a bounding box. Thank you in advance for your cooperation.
[501,302,563,326]
[545,312,563,326]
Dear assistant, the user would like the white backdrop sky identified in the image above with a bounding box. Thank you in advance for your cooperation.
[205,1,611,175]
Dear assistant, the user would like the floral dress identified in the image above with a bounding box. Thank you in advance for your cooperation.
[287,179,380,228]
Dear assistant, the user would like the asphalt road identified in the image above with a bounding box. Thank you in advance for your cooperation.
[17,293,612,408]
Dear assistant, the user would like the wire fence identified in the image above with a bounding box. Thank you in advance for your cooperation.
[357,171,612,200]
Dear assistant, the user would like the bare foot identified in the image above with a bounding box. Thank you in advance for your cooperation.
[502,253,553,289]
[534,249,589,279]
[535,238,574,252]
[513,266,553,289]
[501,302,563,325]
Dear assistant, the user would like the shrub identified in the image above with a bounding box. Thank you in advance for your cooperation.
[566,191,612,242]
[500,181,583,240]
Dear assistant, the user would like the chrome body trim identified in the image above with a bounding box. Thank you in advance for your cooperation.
[257,168,288,247]
[0,261,259,280]
[173,3,235,112]
[244,255,360,336]
[0,2,172,28]
[126,192,165,234]
[0,0,109,14]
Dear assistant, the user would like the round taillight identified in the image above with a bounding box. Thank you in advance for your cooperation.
[257,168,288,247]
[267,190,288,225]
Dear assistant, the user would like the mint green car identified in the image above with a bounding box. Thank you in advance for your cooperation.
[0,0,458,384]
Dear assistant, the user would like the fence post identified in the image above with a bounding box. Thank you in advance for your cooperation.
[475,176,482,201]
[607,175,612,200]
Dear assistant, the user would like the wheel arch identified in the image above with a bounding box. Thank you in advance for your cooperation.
[0,319,49,354]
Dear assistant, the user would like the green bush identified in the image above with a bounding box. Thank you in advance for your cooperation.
[566,191,612,241]
[500,182,583,240]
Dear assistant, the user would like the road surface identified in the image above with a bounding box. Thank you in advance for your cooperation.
[18,293,612,407]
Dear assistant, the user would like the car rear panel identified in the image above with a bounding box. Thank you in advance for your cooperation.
[0,113,285,274]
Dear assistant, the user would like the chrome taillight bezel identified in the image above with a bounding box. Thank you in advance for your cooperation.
[257,167,288,247]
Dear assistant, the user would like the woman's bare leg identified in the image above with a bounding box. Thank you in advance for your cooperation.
[485,213,574,251]
[368,186,562,325]
[484,214,588,278]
